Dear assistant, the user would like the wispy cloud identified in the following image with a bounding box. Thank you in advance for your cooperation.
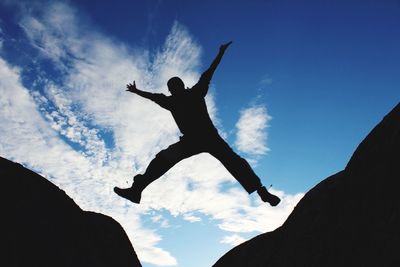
[0,53,178,266]
[259,74,273,86]
[0,1,303,266]
[152,214,171,228]
[0,26,4,50]
[220,234,246,247]
[235,105,271,156]
[183,213,202,223]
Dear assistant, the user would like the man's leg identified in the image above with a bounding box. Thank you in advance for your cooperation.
[137,140,197,189]
[209,137,280,206]
[114,138,199,203]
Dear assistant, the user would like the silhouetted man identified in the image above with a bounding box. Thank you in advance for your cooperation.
[114,42,280,206]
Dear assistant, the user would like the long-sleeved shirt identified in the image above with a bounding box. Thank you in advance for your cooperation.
[148,71,218,137]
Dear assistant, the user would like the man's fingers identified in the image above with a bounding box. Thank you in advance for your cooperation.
[126,81,136,91]
[220,41,232,51]
[223,41,232,48]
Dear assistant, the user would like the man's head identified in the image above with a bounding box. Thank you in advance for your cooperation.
[167,77,185,95]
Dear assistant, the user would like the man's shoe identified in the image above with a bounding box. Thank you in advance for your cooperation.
[114,174,148,204]
[114,185,142,204]
[257,186,281,206]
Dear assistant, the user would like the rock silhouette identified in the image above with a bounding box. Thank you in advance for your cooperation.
[214,103,400,267]
[1,157,141,267]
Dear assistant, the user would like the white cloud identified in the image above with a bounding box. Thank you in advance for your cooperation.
[183,213,202,223]
[235,105,271,156]
[220,234,246,247]
[0,53,178,266]
[216,190,304,233]
[0,57,87,176]
[152,214,171,228]
[0,1,304,266]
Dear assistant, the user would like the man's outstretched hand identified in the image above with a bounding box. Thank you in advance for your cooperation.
[220,41,233,52]
[126,81,138,93]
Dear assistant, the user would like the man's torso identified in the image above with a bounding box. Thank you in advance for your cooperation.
[166,89,217,137]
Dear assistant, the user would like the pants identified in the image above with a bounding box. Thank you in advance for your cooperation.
[137,134,262,194]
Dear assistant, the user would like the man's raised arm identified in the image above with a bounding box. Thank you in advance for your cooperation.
[195,41,232,96]
[126,81,170,109]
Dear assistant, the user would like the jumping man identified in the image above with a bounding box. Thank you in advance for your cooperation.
[114,42,281,206]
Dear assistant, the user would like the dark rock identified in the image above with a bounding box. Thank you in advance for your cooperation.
[1,157,141,267]
[214,103,400,267]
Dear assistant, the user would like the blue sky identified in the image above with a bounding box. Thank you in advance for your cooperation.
[1,0,399,266]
